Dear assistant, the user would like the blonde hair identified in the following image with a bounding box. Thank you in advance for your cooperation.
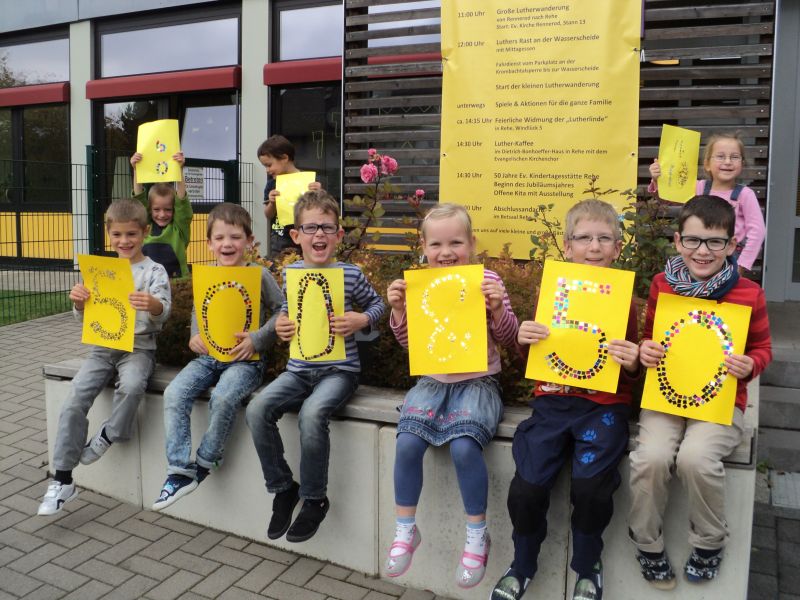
[147,183,176,206]
[294,189,340,226]
[420,203,473,240]
[703,132,746,174]
[105,198,148,231]
[564,199,622,241]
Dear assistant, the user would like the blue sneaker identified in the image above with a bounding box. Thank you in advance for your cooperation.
[685,548,722,583]
[152,475,198,511]
[573,561,603,600]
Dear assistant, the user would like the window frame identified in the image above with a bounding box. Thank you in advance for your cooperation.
[0,28,70,88]
[271,0,343,62]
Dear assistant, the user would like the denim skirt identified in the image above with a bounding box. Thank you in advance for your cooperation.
[397,375,504,448]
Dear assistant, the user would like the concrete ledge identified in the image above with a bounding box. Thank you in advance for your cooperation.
[43,360,758,599]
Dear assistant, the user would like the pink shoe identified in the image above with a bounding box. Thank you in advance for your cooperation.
[456,532,490,588]
[385,526,422,577]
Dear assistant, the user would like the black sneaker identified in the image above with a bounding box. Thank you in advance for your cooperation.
[286,497,330,543]
[573,560,602,600]
[636,550,676,590]
[490,567,530,600]
[267,481,300,540]
[685,548,722,583]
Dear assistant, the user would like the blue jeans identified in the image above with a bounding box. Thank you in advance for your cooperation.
[245,367,359,500]
[164,355,263,478]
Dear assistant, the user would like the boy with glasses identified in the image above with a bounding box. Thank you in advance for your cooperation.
[630,195,772,588]
[246,190,384,543]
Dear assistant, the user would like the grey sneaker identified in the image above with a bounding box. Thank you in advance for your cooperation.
[37,480,78,516]
[385,525,421,577]
[80,428,111,465]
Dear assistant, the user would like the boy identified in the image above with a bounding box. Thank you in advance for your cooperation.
[257,135,321,258]
[152,203,284,510]
[130,151,192,278]
[246,190,385,542]
[491,200,641,600]
[38,198,171,516]
[630,195,772,588]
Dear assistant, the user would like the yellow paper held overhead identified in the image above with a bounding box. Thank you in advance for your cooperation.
[286,268,346,362]
[525,260,634,393]
[657,124,701,203]
[136,119,182,183]
[192,265,263,362]
[78,254,136,352]
[276,171,316,226]
[405,264,488,376]
[642,293,752,426]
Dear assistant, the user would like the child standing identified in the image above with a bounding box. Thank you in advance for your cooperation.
[384,204,519,589]
[491,200,641,600]
[246,190,384,543]
[130,151,193,278]
[630,195,772,588]
[648,133,766,273]
[257,135,321,258]
[38,198,171,516]
[152,203,284,510]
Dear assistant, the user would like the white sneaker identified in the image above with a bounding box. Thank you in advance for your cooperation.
[37,480,78,516]
[80,429,111,465]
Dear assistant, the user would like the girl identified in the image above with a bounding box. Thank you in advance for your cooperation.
[384,203,519,588]
[648,132,766,273]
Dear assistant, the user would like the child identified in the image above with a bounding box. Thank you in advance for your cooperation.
[384,204,519,589]
[629,195,772,588]
[130,151,193,278]
[245,190,384,542]
[152,203,284,510]
[257,135,321,258]
[648,133,766,273]
[491,200,641,600]
[38,198,171,516]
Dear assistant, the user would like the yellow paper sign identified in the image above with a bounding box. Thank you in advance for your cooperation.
[135,119,182,183]
[642,293,752,425]
[192,265,263,362]
[525,260,634,393]
[405,264,488,376]
[286,268,346,362]
[276,171,316,226]
[657,124,701,203]
[78,254,136,352]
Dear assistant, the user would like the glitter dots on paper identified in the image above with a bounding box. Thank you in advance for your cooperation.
[201,280,253,355]
[87,267,129,341]
[155,161,169,175]
[421,273,470,363]
[546,277,611,380]
[656,309,734,409]
[295,272,336,360]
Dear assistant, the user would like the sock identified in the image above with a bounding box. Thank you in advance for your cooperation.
[640,549,664,559]
[390,516,417,558]
[463,520,487,568]
[54,470,73,485]
[195,466,210,483]
[695,547,721,559]
[99,427,112,445]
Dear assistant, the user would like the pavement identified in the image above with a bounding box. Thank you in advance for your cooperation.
[0,311,798,599]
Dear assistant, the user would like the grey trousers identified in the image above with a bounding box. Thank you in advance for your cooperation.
[52,346,154,471]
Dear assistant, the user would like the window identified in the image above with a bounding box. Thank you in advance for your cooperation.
[368,0,440,48]
[0,36,69,88]
[274,1,343,61]
[182,104,237,161]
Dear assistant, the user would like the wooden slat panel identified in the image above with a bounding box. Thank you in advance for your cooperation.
[637,165,766,179]
[346,0,413,7]
[345,165,440,177]
[346,8,440,27]
[346,76,442,92]
[638,145,768,159]
[345,62,442,77]
[645,22,773,40]
[640,63,772,80]
[345,130,442,143]
[346,114,440,127]
[346,23,440,42]
[346,43,441,59]
[344,148,439,160]
[639,85,769,101]
[638,125,770,138]
[645,3,773,22]
[644,44,772,61]
[639,105,769,120]
[345,94,441,110]
[346,183,440,194]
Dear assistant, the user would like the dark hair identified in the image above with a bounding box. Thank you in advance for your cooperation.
[294,189,339,226]
[256,135,295,162]
[147,182,176,206]
[678,195,735,237]
[206,203,253,238]
[105,198,148,230]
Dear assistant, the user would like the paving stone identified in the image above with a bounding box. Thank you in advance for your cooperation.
[56,503,107,530]
[750,546,779,576]
[76,520,129,545]
[61,580,113,600]
[6,462,47,483]
[306,574,368,600]
[779,517,800,543]
[241,542,297,565]
[1,526,46,552]
[93,535,149,565]
[779,594,800,600]
[140,531,192,561]
[35,523,89,549]
[28,562,90,592]
[18,583,65,600]
[75,557,135,586]
[121,555,178,582]
[319,564,351,581]
[180,529,226,556]
[191,564,246,598]
[7,542,67,574]
[781,560,800,595]
[345,573,405,596]
[397,590,434,600]
[236,559,288,593]
[0,475,33,500]
[0,546,24,567]
[103,574,159,600]
[12,438,47,456]
[161,549,221,576]
[216,588,265,600]
[152,515,203,537]
[77,490,120,510]
[115,516,168,541]
[264,580,326,600]
[51,538,110,570]
[0,508,26,529]
[278,557,325,586]
[203,545,261,571]
[780,540,800,568]
[0,566,43,596]
[753,523,778,550]
[220,535,249,550]
[364,592,398,600]
[145,569,204,600]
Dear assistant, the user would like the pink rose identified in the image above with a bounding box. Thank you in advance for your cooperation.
[360,163,378,183]
[415,189,425,198]
[367,148,377,157]
[381,155,398,175]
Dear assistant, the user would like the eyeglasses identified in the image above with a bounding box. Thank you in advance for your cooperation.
[297,223,338,235]
[679,235,730,251]
[711,153,742,163]
[569,234,617,246]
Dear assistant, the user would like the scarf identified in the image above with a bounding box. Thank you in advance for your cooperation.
[664,255,739,300]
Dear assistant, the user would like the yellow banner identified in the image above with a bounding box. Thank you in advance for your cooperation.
[405,264,488,376]
[193,265,263,362]
[78,254,136,352]
[136,119,182,183]
[525,260,634,392]
[276,171,316,226]
[286,268,346,362]
[642,293,752,425]
[657,125,701,203]
[440,0,641,258]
